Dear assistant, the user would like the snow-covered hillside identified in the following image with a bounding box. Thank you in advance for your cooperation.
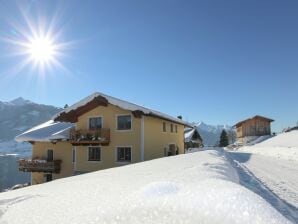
[237,130,298,161]
[227,130,298,217]
[0,97,61,156]
[195,122,236,146]
[0,150,290,224]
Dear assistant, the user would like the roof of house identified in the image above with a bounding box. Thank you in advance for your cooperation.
[234,115,274,128]
[53,92,193,127]
[184,128,202,143]
[15,120,74,142]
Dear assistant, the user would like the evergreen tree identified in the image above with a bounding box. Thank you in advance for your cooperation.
[219,129,229,147]
[64,104,69,109]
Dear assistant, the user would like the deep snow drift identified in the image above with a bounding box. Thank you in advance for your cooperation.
[237,130,298,162]
[0,150,290,224]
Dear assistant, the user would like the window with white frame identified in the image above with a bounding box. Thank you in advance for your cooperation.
[88,147,101,161]
[89,117,102,130]
[116,147,131,162]
[117,115,132,130]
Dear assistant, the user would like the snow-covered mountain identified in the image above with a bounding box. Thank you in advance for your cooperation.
[194,122,236,146]
[0,97,62,156]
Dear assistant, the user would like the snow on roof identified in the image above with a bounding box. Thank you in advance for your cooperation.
[184,128,195,142]
[0,150,290,223]
[53,92,193,127]
[15,120,74,142]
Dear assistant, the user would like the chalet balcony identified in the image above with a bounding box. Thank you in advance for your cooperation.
[69,128,110,146]
[19,159,62,173]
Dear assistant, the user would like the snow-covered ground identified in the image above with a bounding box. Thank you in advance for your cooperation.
[235,131,298,162]
[0,150,290,224]
[226,130,298,222]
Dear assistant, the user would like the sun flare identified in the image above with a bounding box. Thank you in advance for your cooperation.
[2,17,72,75]
[27,36,56,63]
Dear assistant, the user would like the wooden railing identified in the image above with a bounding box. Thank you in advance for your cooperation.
[69,128,110,145]
[19,159,62,173]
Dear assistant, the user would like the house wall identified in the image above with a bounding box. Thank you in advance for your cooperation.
[30,104,186,184]
[31,142,72,185]
[236,126,243,138]
[143,116,184,160]
[74,104,141,173]
[236,118,272,144]
[241,118,271,137]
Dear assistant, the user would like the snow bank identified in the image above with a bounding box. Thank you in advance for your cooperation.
[237,131,298,162]
[0,150,290,224]
[257,131,298,148]
[245,135,273,146]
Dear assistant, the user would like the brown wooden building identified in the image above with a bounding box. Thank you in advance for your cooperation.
[234,115,274,144]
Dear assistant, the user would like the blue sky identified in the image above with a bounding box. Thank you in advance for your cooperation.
[0,0,297,131]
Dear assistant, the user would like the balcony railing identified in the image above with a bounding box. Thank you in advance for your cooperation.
[69,128,110,145]
[19,159,62,173]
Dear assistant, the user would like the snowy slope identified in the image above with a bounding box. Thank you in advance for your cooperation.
[237,131,298,162]
[0,150,290,224]
[227,130,298,216]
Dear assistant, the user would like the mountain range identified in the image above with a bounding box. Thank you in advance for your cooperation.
[0,97,235,155]
[194,122,236,146]
[0,97,62,156]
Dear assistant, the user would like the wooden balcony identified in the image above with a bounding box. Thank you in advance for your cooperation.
[19,159,62,173]
[69,128,110,146]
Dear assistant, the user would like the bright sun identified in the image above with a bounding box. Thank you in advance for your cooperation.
[3,15,72,75]
[27,37,56,63]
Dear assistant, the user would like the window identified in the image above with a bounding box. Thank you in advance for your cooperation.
[117,147,131,162]
[47,149,53,162]
[72,148,76,163]
[175,125,178,133]
[162,122,166,132]
[89,117,102,130]
[88,147,101,161]
[170,124,174,133]
[117,115,132,130]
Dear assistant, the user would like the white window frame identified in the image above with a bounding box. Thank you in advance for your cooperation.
[87,146,102,162]
[116,114,132,131]
[115,146,132,164]
[87,116,104,130]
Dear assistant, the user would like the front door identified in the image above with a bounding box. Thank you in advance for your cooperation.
[47,149,53,162]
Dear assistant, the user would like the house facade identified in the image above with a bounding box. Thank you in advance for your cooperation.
[16,92,191,185]
[234,115,274,144]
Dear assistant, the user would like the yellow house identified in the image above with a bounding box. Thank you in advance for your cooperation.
[16,92,192,185]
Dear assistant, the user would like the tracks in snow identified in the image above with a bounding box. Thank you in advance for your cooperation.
[225,151,298,223]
